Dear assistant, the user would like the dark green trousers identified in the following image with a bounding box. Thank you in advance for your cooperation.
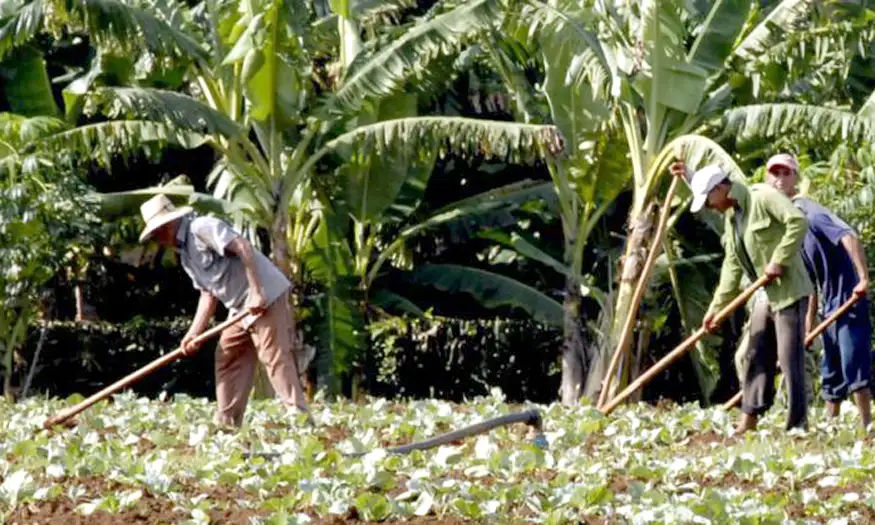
[741,296,809,430]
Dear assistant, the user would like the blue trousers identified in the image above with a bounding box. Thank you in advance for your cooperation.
[820,299,872,402]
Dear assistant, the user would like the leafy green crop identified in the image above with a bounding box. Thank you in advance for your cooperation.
[1,390,873,523]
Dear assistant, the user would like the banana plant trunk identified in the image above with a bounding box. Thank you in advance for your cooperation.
[602,204,656,401]
[559,276,586,405]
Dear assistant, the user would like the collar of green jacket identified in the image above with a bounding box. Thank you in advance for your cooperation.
[727,180,749,217]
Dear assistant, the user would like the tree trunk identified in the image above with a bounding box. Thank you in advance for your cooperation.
[601,203,656,401]
[560,277,586,405]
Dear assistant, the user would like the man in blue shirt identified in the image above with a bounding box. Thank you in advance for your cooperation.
[766,153,872,428]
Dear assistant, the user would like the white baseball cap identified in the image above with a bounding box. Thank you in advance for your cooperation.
[689,164,728,213]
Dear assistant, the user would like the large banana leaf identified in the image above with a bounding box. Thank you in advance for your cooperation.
[578,129,632,205]
[538,7,609,148]
[0,113,67,146]
[331,0,503,113]
[0,45,59,117]
[312,117,564,169]
[368,179,555,284]
[393,179,554,240]
[0,116,214,177]
[0,0,207,62]
[330,0,363,70]
[341,93,437,223]
[506,0,610,84]
[662,134,747,184]
[478,229,568,278]
[61,53,107,122]
[221,0,305,127]
[686,0,750,74]
[371,288,425,316]
[0,117,212,177]
[0,0,43,60]
[722,103,875,145]
[731,0,812,61]
[294,117,563,196]
[342,148,436,223]
[438,180,556,239]
[28,120,208,159]
[84,87,244,139]
[636,0,709,116]
[408,263,563,327]
[381,153,433,224]
[95,184,249,219]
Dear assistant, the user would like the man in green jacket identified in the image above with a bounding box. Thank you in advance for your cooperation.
[677,162,814,433]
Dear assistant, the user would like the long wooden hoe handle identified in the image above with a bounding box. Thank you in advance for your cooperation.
[600,274,773,416]
[721,293,862,410]
[42,311,250,429]
[597,172,683,409]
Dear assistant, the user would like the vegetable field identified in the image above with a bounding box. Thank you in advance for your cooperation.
[2,391,874,524]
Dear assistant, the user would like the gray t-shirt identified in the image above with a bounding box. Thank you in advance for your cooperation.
[176,215,290,315]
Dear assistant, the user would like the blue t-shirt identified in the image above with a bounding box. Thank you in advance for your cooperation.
[793,197,859,315]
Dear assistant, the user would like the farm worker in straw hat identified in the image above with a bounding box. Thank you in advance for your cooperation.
[765,153,872,428]
[138,194,312,428]
[672,160,813,433]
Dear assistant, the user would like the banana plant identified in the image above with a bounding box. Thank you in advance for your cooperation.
[499,0,875,404]
[1,0,565,394]
[303,132,564,393]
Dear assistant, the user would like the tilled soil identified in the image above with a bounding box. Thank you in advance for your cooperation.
[7,492,481,525]
[4,473,488,525]
[5,473,263,525]
[8,499,487,525]
[9,495,189,525]
[5,471,610,525]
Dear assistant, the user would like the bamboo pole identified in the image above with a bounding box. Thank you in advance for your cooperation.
[721,294,862,410]
[597,173,684,409]
[43,311,250,429]
[600,274,773,415]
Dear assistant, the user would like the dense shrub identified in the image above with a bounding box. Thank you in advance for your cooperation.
[20,314,731,405]
[362,315,562,403]
[19,315,564,403]
[17,318,215,399]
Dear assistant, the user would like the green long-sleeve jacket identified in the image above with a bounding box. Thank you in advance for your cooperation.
[708,182,814,314]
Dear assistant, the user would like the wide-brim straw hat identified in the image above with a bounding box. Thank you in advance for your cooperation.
[139,194,193,242]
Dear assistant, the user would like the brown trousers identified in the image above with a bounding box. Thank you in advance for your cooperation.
[742,296,809,430]
[214,292,306,427]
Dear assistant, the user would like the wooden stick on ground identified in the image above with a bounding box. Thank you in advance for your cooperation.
[42,310,250,429]
[597,173,683,409]
[721,294,862,410]
[600,274,773,416]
